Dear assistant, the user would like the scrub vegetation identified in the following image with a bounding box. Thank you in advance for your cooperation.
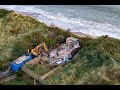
[0,9,120,85]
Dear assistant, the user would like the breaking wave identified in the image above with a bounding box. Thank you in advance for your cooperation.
[0,5,120,39]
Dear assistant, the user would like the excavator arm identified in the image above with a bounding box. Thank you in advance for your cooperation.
[42,43,48,53]
[30,42,49,57]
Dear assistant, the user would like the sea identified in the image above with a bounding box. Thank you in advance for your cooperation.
[0,5,120,39]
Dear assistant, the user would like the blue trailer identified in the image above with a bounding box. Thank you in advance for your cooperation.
[10,54,34,72]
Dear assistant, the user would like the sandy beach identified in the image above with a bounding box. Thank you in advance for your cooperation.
[72,32,98,38]
[0,6,120,40]
[15,11,98,39]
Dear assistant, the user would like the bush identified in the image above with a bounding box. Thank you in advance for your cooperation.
[0,9,12,18]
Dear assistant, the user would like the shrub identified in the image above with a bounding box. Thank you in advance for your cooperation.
[0,9,12,18]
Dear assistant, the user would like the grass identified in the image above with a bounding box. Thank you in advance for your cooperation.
[0,9,12,18]
[4,77,33,85]
[5,79,28,85]
[0,9,120,85]
[44,36,120,85]
[0,9,75,85]
[26,64,50,76]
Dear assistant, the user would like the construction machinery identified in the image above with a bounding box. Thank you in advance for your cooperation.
[28,42,50,64]
[0,54,34,80]
[10,54,34,72]
[29,42,49,57]
[28,42,49,84]
[0,43,49,80]
[0,37,80,81]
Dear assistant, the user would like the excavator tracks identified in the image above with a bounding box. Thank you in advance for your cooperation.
[0,70,13,80]
[0,74,16,84]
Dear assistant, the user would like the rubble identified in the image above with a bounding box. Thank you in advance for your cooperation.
[27,37,80,68]
[44,37,80,67]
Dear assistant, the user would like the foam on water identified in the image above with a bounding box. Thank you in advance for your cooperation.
[0,5,120,39]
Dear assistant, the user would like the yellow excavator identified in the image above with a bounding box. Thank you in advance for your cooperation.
[28,42,49,57]
[27,43,49,84]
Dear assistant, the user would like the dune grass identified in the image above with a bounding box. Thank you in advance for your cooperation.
[0,9,120,85]
[44,36,120,85]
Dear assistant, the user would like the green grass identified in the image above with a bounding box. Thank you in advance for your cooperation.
[0,9,75,85]
[5,79,27,85]
[0,9,120,85]
[0,9,12,18]
[45,36,120,85]
[4,77,33,85]
[26,64,50,76]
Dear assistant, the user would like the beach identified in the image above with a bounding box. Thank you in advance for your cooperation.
[15,11,98,39]
[72,32,98,38]
[0,5,120,39]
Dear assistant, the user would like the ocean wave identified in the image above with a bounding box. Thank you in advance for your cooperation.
[0,5,120,39]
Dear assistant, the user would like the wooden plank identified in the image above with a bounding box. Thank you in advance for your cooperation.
[21,65,45,85]
[41,66,59,80]
[21,64,59,84]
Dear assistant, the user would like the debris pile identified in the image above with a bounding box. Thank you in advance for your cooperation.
[47,37,80,68]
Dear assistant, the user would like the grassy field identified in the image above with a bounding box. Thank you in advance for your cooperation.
[0,9,120,85]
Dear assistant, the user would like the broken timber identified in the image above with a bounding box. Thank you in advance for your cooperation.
[21,64,59,85]
[41,66,59,80]
[21,65,44,85]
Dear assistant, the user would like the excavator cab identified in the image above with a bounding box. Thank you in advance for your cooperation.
[28,42,49,58]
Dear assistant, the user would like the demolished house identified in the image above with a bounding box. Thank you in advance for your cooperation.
[26,37,81,68]
[48,37,81,68]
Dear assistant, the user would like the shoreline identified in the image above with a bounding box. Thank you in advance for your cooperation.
[15,11,120,40]
[72,32,98,38]
[15,11,98,39]
[0,8,120,40]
